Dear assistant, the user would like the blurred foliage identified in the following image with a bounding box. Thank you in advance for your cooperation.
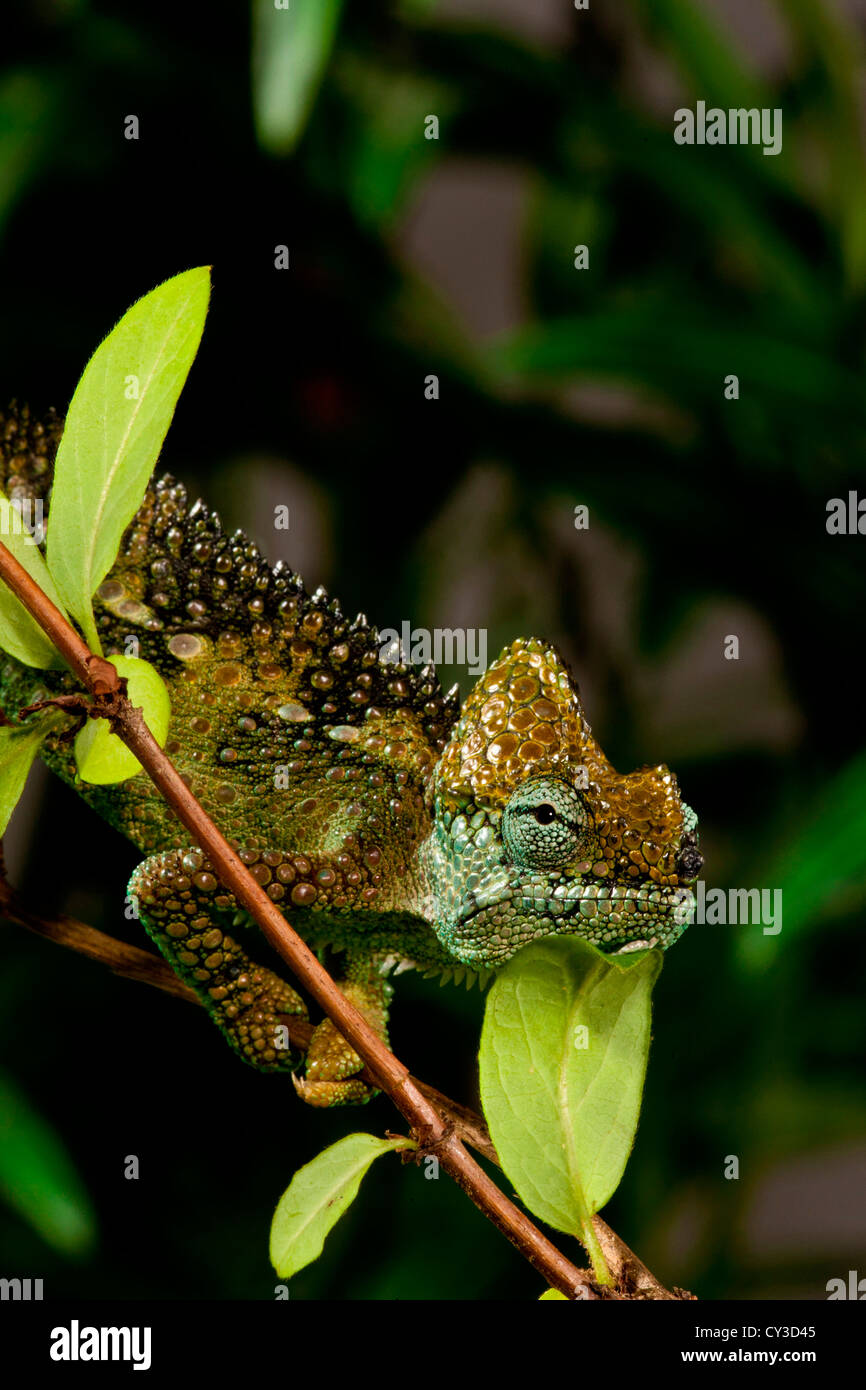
[252,0,344,156]
[0,0,864,1300]
[0,1066,96,1256]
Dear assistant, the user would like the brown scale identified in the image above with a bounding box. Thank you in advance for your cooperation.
[0,402,62,498]
[104,474,461,763]
[437,638,685,888]
[0,405,455,891]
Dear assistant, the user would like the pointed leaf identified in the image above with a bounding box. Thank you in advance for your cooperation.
[270,1132,412,1279]
[74,655,170,784]
[0,714,58,836]
[0,492,67,668]
[252,0,344,156]
[479,936,661,1257]
[46,266,210,650]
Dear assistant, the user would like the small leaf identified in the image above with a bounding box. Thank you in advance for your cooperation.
[270,1132,412,1279]
[252,0,344,156]
[539,1288,568,1300]
[74,655,170,785]
[0,491,68,668]
[46,266,210,651]
[0,1066,97,1256]
[0,713,58,836]
[479,936,661,1278]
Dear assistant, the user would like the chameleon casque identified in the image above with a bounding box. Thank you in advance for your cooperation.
[0,405,702,1106]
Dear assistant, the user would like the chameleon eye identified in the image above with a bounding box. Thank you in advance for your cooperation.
[502,778,589,870]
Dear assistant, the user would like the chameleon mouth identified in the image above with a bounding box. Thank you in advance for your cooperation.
[446,881,691,967]
[609,936,658,955]
[675,831,702,884]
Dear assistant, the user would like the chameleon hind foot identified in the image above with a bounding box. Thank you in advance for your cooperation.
[129,849,307,1073]
[293,962,393,1108]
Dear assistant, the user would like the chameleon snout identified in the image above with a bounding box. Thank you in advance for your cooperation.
[675,830,702,884]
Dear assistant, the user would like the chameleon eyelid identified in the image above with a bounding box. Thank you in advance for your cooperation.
[515,802,585,833]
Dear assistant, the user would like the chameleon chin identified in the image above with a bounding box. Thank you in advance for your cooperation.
[0,404,701,1108]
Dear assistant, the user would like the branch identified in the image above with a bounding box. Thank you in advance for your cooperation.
[0,861,690,1299]
[0,538,601,1301]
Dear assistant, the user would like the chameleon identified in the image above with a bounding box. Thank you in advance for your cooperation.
[0,403,702,1106]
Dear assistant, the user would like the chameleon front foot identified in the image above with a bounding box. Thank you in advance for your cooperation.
[292,1015,374,1107]
[129,849,308,1074]
[294,969,393,1108]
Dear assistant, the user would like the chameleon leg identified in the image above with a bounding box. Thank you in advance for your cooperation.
[293,954,393,1108]
[129,848,308,1073]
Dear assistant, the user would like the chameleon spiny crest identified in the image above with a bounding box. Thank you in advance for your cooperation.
[0,404,701,1106]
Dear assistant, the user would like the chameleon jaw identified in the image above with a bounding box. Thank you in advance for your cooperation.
[610,936,659,955]
[436,877,694,969]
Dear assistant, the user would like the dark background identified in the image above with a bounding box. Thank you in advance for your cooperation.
[1,0,864,1299]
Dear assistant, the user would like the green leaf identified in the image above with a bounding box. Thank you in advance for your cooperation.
[479,936,661,1281]
[781,0,866,287]
[539,1288,568,1300]
[74,654,171,785]
[270,1132,413,1279]
[0,491,68,668]
[46,266,210,652]
[0,71,57,243]
[632,0,769,114]
[333,56,455,229]
[0,1066,97,1256]
[738,747,866,970]
[0,714,58,836]
[492,308,859,415]
[252,0,344,156]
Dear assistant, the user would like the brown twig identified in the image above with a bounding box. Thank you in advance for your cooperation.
[0,859,688,1299]
[0,538,603,1300]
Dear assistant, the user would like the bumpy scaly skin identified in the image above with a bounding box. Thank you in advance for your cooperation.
[0,404,702,1105]
[425,643,700,965]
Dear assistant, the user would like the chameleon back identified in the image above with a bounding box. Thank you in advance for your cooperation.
[0,404,457,933]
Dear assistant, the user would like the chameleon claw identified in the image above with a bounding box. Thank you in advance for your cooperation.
[292,1073,375,1108]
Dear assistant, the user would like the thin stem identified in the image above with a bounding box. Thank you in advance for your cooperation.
[581,1217,614,1287]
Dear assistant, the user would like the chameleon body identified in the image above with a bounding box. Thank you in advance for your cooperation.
[0,406,702,1105]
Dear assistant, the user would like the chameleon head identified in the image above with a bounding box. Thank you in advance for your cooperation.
[426,638,701,968]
